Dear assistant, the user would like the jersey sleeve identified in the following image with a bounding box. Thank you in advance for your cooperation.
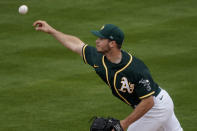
[82,45,98,66]
[135,70,156,99]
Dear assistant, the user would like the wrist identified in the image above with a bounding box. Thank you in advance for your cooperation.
[120,120,129,131]
[48,28,56,34]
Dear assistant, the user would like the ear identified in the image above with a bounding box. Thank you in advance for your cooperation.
[110,41,120,49]
[109,41,116,48]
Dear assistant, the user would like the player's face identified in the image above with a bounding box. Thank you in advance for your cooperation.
[95,38,111,54]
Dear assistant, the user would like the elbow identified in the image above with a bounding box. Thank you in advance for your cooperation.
[150,98,154,109]
[143,96,154,110]
[71,42,85,56]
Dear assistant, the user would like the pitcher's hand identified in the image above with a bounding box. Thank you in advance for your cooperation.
[33,20,55,34]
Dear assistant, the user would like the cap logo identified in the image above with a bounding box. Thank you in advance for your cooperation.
[100,25,104,30]
[109,36,114,39]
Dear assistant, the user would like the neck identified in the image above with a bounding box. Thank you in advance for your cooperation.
[105,49,122,64]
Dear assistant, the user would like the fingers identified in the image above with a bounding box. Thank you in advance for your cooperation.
[33,20,44,27]
[33,20,54,33]
[33,20,44,30]
[33,20,48,32]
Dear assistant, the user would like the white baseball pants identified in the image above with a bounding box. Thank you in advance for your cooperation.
[127,89,183,131]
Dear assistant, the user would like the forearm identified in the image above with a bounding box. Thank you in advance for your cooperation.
[121,96,154,130]
[49,29,84,56]
[33,20,85,56]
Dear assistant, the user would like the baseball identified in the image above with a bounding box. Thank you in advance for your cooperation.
[18,5,28,15]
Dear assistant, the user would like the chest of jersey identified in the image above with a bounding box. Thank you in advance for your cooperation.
[83,46,158,108]
[94,55,140,107]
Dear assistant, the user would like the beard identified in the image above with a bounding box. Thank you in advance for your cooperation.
[96,44,111,54]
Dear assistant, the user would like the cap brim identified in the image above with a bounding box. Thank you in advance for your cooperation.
[91,31,105,38]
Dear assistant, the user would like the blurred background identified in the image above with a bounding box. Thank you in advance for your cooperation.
[0,0,197,130]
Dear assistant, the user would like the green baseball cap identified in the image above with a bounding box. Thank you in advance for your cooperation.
[91,24,124,45]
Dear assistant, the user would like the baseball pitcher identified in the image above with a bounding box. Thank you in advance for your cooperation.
[33,20,183,131]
